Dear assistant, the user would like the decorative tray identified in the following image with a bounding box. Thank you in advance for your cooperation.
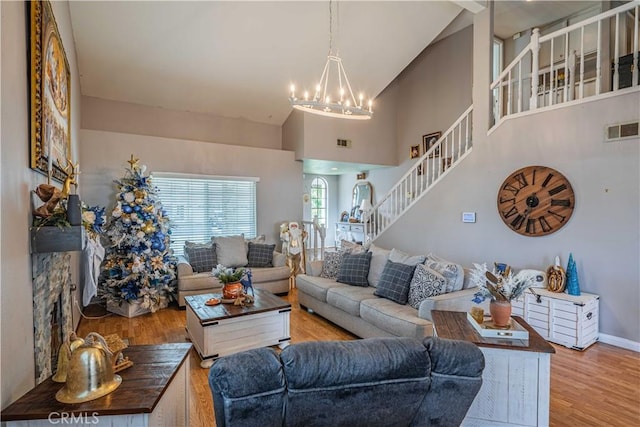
[466,312,529,340]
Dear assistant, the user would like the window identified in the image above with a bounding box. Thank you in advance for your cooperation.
[310,177,328,227]
[154,173,258,256]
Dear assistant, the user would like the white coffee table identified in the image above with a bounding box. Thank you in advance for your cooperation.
[185,289,291,368]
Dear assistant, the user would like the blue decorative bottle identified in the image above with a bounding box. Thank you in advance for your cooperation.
[565,253,580,296]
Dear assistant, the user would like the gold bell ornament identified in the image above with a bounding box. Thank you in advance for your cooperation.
[52,332,86,383]
[55,332,122,404]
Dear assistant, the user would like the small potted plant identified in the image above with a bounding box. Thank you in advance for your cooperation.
[212,264,247,299]
[469,263,536,327]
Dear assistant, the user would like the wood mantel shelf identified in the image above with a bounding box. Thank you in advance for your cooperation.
[1,343,192,423]
[30,226,85,253]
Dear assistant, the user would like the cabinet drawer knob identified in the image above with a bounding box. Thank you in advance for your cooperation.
[586,312,593,320]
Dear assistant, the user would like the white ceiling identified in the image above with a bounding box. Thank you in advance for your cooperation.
[69,1,464,127]
[68,1,599,175]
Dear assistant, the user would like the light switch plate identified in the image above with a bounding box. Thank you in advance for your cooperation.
[462,212,476,223]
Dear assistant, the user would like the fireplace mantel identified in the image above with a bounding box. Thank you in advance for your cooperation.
[30,226,85,253]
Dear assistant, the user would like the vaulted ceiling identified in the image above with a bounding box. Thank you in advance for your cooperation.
[69,1,597,128]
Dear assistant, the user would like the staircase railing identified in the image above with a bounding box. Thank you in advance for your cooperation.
[302,216,326,261]
[491,1,639,127]
[363,106,473,243]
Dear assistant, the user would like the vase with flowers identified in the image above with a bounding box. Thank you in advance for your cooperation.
[469,263,536,327]
[212,264,247,299]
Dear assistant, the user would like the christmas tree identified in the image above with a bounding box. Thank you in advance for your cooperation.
[99,155,176,312]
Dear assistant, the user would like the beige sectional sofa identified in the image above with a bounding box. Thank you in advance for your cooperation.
[296,244,485,339]
[176,235,291,307]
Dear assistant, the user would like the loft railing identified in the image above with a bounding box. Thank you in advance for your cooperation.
[362,106,473,243]
[491,1,639,126]
[302,216,326,261]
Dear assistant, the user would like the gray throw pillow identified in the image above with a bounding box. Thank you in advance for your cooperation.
[367,244,391,288]
[408,264,447,309]
[184,241,217,273]
[215,235,248,267]
[337,251,372,287]
[389,248,427,266]
[247,242,275,267]
[374,260,416,305]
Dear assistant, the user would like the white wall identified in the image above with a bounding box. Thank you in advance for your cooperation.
[366,2,640,344]
[82,96,283,150]
[79,130,302,249]
[282,80,399,167]
[1,0,82,408]
[376,92,640,343]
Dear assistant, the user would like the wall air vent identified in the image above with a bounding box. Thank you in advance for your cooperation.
[337,139,352,148]
[606,121,639,142]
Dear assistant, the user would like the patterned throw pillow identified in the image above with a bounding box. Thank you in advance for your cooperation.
[408,264,447,309]
[374,260,417,305]
[184,242,217,273]
[424,253,464,293]
[340,240,366,254]
[320,250,347,279]
[337,251,372,287]
[247,242,275,267]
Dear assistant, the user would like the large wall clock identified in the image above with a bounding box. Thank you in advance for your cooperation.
[497,165,575,236]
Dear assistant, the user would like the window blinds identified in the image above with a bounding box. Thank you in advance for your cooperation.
[153,173,258,256]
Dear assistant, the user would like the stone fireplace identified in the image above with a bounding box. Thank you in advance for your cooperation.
[32,252,73,384]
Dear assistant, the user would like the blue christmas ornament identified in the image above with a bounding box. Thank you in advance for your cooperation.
[133,205,141,212]
[151,241,160,250]
[122,205,133,214]
[565,253,581,296]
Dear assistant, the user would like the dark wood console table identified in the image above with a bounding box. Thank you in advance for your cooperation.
[1,343,192,426]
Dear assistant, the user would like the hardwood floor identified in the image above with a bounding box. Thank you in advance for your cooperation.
[77,290,640,427]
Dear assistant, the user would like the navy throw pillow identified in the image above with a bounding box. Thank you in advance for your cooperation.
[337,251,372,287]
[247,242,275,267]
[374,260,416,304]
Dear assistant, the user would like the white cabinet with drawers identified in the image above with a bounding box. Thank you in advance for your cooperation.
[512,288,599,350]
[335,222,365,245]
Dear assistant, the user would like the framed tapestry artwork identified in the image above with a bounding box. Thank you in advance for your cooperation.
[422,131,441,158]
[29,0,72,183]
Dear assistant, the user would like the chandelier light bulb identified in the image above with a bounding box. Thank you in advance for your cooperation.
[368,99,373,113]
[290,84,295,97]
[304,91,309,101]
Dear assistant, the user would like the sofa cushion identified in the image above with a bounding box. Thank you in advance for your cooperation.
[408,264,447,309]
[337,251,372,287]
[184,241,217,273]
[367,244,391,288]
[180,272,221,292]
[215,235,248,267]
[424,253,464,293]
[247,242,276,267]
[389,248,427,266]
[374,261,416,304]
[360,298,433,338]
[251,266,290,282]
[320,251,346,279]
[326,285,377,317]
[295,274,344,303]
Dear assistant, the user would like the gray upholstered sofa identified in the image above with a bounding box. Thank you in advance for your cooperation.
[296,244,488,339]
[209,336,484,427]
[176,235,291,307]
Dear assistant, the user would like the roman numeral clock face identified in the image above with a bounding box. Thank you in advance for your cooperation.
[497,166,575,236]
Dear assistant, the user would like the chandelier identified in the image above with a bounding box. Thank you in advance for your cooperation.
[288,0,373,120]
